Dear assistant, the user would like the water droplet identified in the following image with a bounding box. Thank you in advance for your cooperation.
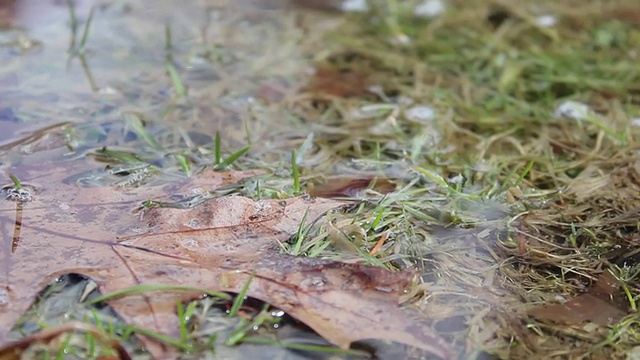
[180,238,200,250]
[0,289,9,306]
[375,286,395,293]
[253,200,271,212]
[223,243,237,252]
[300,277,327,291]
[187,219,200,228]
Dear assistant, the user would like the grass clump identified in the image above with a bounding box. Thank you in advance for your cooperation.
[271,1,640,358]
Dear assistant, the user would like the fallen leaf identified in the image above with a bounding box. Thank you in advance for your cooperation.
[306,67,370,98]
[607,6,640,26]
[234,0,345,12]
[0,0,17,29]
[0,161,454,359]
[307,177,396,198]
[528,271,628,326]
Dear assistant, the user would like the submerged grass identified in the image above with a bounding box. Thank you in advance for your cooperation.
[265,1,640,358]
[6,0,640,359]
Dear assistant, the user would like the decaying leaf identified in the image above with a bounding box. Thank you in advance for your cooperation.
[528,271,629,326]
[0,162,454,359]
[307,177,396,198]
[306,67,371,98]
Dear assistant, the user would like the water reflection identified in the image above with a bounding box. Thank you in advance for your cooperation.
[0,0,341,171]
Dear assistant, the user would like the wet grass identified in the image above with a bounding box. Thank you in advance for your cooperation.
[3,0,640,358]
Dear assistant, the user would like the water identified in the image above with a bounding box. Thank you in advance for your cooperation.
[0,2,357,358]
[0,0,342,174]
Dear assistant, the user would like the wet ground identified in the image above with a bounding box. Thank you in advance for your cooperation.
[2,0,640,359]
[1,0,340,170]
[1,1,410,359]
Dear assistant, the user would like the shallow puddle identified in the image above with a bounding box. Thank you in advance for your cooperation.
[0,0,343,172]
[3,1,640,359]
[0,1,373,358]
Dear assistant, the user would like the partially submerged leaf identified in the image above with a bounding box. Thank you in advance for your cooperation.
[307,177,396,198]
[0,162,454,359]
[306,67,371,98]
[528,271,628,326]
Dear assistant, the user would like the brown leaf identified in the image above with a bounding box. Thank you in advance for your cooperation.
[233,0,345,12]
[0,161,454,359]
[607,6,640,26]
[306,67,370,98]
[0,0,17,29]
[307,177,397,198]
[527,271,628,326]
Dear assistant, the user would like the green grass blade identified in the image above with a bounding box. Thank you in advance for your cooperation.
[215,145,250,170]
[77,6,95,54]
[291,208,309,256]
[228,272,255,317]
[291,149,300,195]
[369,206,385,231]
[82,284,231,306]
[514,160,535,187]
[163,23,186,96]
[176,154,191,176]
[176,302,189,342]
[66,0,78,51]
[166,62,187,97]
[215,131,222,165]
[226,318,250,346]
[126,113,163,151]
[414,166,461,195]
[164,22,173,56]
[94,148,142,164]
[8,174,22,190]
[125,325,193,351]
